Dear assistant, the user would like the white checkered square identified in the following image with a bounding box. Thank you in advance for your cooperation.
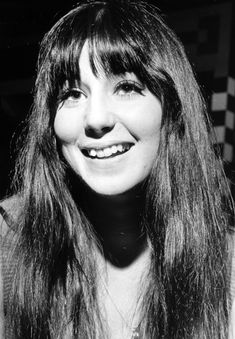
[223,143,233,162]
[211,93,227,111]
[214,125,226,143]
[225,110,235,129]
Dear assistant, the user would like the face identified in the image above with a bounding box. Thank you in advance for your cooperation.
[54,43,162,195]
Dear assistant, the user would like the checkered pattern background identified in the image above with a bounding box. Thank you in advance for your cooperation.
[169,2,235,164]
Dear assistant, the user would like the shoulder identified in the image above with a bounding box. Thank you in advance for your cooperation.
[229,229,235,296]
[0,194,22,216]
[0,195,21,295]
[0,262,4,338]
[0,195,21,339]
[229,229,235,338]
[0,195,22,235]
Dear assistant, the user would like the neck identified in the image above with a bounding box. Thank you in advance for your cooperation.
[76,180,147,267]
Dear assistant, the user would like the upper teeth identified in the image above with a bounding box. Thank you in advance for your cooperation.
[87,144,131,158]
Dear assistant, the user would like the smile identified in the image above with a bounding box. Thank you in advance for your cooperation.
[82,143,133,159]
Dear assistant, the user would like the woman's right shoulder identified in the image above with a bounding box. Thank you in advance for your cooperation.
[0,196,21,339]
[0,195,22,235]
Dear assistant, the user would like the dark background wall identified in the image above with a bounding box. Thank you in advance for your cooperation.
[0,0,234,198]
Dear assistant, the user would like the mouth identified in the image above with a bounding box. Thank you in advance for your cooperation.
[82,143,134,159]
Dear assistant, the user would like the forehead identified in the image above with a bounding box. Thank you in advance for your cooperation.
[77,42,139,84]
[79,42,103,77]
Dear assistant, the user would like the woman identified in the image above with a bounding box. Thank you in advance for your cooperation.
[0,0,234,338]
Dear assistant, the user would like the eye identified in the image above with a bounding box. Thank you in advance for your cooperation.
[58,88,86,108]
[114,80,145,98]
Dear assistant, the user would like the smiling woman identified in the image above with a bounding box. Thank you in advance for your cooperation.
[0,0,234,338]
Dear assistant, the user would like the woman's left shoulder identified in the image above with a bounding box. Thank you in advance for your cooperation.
[229,229,235,291]
[229,229,235,338]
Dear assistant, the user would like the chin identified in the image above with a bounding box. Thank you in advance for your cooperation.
[85,179,139,196]
[90,185,130,196]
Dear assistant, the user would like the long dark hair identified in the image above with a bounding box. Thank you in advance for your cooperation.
[6,0,234,338]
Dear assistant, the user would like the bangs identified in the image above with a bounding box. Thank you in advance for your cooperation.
[87,11,150,80]
[47,2,151,90]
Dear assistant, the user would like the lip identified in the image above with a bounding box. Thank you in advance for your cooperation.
[81,141,135,151]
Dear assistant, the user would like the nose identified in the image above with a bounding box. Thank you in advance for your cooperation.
[84,95,116,138]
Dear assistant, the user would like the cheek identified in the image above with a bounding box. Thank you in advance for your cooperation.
[131,102,162,141]
[54,109,82,143]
